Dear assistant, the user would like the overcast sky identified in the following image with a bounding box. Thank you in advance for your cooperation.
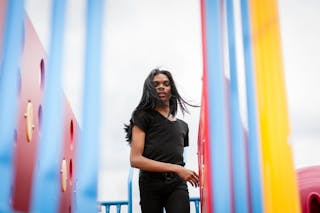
[25,0,320,211]
[277,0,320,171]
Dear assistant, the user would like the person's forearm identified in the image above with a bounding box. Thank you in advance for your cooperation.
[130,153,199,187]
[130,155,180,173]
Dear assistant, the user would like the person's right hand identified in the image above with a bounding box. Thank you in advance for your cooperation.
[175,165,199,187]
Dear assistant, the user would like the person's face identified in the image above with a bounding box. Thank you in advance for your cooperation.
[153,73,171,103]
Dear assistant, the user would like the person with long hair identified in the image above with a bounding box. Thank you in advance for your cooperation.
[124,67,199,213]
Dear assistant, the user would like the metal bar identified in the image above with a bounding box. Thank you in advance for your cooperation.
[190,197,201,213]
[30,0,67,212]
[239,0,263,212]
[128,167,133,213]
[100,201,128,206]
[0,0,24,211]
[225,0,250,212]
[194,201,200,213]
[74,0,104,212]
[203,0,232,211]
[116,204,121,213]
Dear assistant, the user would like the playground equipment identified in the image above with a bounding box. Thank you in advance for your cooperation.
[297,166,320,213]
[198,0,300,212]
[0,0,319,212]
[0,0,78,212]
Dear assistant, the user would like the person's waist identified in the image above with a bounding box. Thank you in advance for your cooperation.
[139,170,178,179]
[139,162,185,179]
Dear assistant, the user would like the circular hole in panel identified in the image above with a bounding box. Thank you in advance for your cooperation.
[40,59,45,89]
[69,159,73,186]
[310,194,320,213]
[38,105,42,132]
[70,120,74,150]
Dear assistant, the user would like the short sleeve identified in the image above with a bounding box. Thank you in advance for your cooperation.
[184,123,189,147]
[132,110,150,133]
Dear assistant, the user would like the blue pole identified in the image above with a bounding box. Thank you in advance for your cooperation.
[128,167,133,213]
[204,0,231,212]
[74,0,104,212]
[240,0,263,212]
[0,0,24,211]
[225,0,249,212]
[30,0,67,212]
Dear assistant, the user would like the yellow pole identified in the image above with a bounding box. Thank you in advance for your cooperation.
[249,0,301,212]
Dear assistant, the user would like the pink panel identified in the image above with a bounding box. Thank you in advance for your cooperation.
[297,166,320,213]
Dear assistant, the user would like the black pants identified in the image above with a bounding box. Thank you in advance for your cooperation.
[139,172,190,213]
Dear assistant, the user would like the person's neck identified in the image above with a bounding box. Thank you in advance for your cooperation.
[155,106,170,117]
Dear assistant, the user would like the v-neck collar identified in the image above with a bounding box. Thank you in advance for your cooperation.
[153,109,177,123]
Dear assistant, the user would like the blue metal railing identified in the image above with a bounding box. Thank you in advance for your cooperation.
[99,167,133,213]
[99,168,200,213]
[99,201,129,213]
[189,197,201,213]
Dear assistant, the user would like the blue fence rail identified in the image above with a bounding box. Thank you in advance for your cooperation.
[98,168,200,213]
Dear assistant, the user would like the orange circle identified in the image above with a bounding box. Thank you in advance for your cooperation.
[25,101,34,142]
[61,159,67,192]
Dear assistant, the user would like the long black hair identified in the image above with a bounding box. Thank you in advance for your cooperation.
[124,67,196,143]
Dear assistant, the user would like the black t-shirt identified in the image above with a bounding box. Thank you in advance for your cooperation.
[132,109,189,166]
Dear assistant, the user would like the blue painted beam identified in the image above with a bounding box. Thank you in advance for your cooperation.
[203,0,232,212]
[74,0,104,212]
[0,0,24,211]
[30,0,67,212]
[240,0,263,212]
[225,0,249,212]
[127,167,133,213]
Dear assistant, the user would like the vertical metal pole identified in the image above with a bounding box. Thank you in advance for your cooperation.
[195,200,199,213]
[203,0,232,212]
[30,0,67,212]
[225,0,249,212]
[128,167,133,213]
[74,0,104,212]
[0,0,24,211]
[240,0,263,212]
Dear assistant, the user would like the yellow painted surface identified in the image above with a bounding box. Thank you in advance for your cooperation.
[249,0,301,212]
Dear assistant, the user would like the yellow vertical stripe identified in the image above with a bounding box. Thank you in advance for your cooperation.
[249,0,301,212]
